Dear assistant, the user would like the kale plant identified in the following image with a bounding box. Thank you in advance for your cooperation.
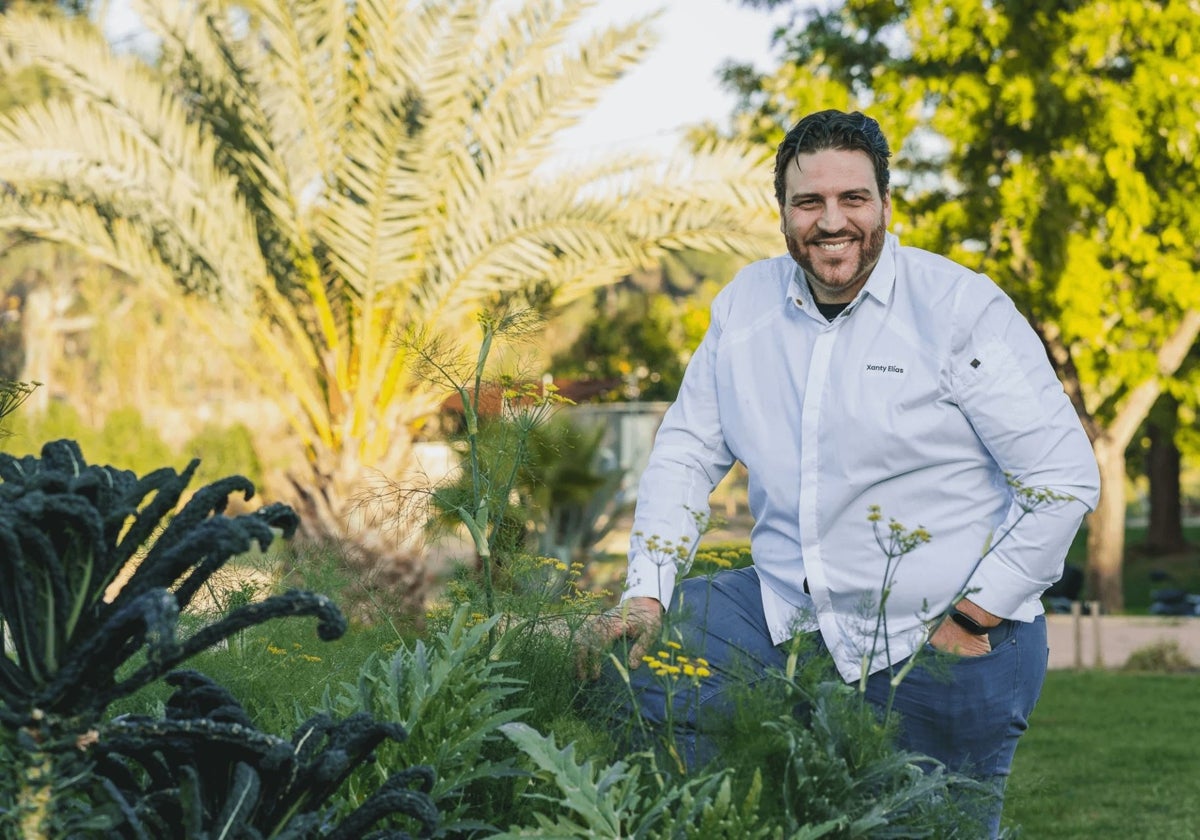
[0,440,437,837]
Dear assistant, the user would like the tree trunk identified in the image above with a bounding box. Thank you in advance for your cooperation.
[1144,397,1186,555]
[1086,438,1127,613]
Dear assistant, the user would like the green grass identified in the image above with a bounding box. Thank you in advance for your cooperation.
[1003,671,1200,838]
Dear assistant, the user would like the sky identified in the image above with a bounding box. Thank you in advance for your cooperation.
[550,0,792,159]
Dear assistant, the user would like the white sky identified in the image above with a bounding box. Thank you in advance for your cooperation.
[552,0,791,158]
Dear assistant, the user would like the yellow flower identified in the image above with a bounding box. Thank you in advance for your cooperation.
[267,645,287,656]
[665,640,682,650]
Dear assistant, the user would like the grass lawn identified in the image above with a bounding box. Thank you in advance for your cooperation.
[1003,671,1200,838]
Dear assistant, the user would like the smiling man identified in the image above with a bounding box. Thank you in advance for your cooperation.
[779,142,890,304]
[577,110,1100,837]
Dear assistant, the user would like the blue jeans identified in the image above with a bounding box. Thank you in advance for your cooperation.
[594,567,1047,838]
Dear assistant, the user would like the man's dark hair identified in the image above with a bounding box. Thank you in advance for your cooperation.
[773,110,892,205]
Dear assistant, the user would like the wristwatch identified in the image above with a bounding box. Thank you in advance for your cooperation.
[948,607,991,635]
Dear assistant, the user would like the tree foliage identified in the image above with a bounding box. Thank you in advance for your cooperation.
[725,0,1200,610]
[0,0,778,600]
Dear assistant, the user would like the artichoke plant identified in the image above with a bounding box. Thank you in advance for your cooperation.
[0,440,436,837]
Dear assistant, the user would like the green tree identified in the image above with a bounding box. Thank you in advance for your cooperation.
[551,249,738,403]
[725,0,1200,611]
[553,285,714,403]
[0,0,778,600]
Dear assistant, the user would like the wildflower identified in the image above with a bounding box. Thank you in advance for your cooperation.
[267,645,287,656]
[646,645,712,687]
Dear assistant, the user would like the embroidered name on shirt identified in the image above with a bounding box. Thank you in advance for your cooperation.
[865,363,905,373]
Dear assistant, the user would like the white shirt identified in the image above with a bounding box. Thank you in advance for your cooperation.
[621,233,1101,682]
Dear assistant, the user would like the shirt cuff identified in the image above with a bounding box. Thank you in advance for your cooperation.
[962,559,1048,619]
[620,555,679,609]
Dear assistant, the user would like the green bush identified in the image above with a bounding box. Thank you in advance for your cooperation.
[3,402,174,477]
[2,399,95,455]
[95,406,175,474]
[183,421,265,492]
[1121,640,1197,673]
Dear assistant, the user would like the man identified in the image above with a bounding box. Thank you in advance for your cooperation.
[577,109,1100,835]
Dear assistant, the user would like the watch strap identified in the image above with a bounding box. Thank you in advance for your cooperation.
[949,607,990,635]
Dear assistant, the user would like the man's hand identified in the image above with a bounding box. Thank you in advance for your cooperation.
[929,598,1000,657]
[575,597,664,681]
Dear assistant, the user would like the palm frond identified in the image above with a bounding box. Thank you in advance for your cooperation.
[472,3,660,186]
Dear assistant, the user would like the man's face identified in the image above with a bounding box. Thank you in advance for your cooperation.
[779,148,892,304]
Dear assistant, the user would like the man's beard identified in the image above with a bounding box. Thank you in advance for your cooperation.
[788,216,887,298]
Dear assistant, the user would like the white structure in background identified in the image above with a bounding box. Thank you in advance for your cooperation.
[570,402,671,505]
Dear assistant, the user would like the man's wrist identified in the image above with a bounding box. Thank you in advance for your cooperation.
[948,608,991,635]
[622,596,663,614]
[952,598,1001,630]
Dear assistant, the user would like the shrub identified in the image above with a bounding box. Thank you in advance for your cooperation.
[183,421,265,493]
[1122,640,1197,673]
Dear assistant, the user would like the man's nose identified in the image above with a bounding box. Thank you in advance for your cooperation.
[818,203,846,231]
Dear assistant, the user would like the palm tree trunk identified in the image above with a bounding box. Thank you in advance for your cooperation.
[285,455,431,616]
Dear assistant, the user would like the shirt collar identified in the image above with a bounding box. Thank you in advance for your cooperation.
[785,232,899,312]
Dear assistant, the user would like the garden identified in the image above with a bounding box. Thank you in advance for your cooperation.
[2,0,1199,836]
[4,353,1198,838]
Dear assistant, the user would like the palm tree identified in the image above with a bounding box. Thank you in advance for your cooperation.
[0,0,778,602]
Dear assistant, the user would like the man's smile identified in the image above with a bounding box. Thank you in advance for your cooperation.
[815,239,854,252]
